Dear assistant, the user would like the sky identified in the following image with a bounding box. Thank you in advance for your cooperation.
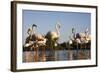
[22,10,91,44]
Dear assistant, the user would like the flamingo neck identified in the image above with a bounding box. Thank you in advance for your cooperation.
[32,27,36,35]
[55,24,60,37]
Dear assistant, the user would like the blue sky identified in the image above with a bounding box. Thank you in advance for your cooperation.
[22,10,91,44]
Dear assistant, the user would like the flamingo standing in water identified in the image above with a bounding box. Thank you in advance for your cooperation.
[45,21,61,61]
[24,24,47,62]
[31,24,47,62]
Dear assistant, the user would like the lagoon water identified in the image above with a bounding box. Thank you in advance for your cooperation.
[23,50,90,62]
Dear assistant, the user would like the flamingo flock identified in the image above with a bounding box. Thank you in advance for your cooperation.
[68,27,91,47]
[23,22,91,61]
[24,24,46,48]
[23,22,61,62]
[24,21,61,50]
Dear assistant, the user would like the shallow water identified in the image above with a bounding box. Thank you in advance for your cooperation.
[23,49,90,62]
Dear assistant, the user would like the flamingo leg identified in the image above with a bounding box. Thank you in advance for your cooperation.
[34,46,38,62]
[41,46,46,62]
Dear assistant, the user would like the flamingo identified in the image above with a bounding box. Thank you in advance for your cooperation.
[45,21,61,60]
[24,24,37,47]
[45,21,61,46]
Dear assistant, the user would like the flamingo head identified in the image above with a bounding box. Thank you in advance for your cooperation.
[27,28,32,36]
[32,24,37,29]
[56,21,61,29]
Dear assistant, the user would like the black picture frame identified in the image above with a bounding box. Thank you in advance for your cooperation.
[11,1,98,72]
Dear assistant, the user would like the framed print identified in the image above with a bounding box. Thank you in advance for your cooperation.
[11,1,98,72]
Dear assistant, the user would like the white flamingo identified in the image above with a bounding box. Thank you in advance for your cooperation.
[46,21,61,43]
